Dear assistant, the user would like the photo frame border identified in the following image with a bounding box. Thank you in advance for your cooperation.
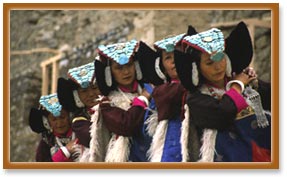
[3,3,279,169]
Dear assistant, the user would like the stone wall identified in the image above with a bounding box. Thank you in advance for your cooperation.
[9,10,271,162]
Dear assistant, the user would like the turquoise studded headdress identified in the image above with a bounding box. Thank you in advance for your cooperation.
[154,33,185,53]
[97,39,139,65]
[96,40,143,88]
[39,93,62,117]
[182,28,225,62]
[67,62,94,89]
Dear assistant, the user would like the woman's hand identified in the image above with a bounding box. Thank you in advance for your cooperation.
[233,71,257,86]
[243,66,257,78]
[66,138,78,154]
[141,83,154,100]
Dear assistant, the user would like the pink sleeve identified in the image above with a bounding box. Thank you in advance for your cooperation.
[225,88,248,113]
[132,97,147,108]
[52,149,70,162]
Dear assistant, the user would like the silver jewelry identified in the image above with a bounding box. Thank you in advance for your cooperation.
[226,80,245,93]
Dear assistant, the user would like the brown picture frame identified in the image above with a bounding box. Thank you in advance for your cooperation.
[3,3,279,169]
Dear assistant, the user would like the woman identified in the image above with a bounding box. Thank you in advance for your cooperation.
[29,93,79,162]
[138,26,200,162]
[92,39,153,162]
[175,22,271,162]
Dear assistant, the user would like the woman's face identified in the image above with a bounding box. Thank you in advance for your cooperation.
[78,85,101,108]
[48,109,70,135]
[162,51,178,79]
[199,52,227,85]
[111,60,136,88]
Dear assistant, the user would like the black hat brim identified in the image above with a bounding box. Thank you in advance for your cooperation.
[174,50,197,92]
[94,60,113,96]
[225,21,253,74]
[57,77,79,112]
[136,41,163,86]
[29,108,47,133]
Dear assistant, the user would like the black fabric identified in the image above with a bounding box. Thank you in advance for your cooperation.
[225,21,253,74]
[257,80,271,111]
[187,25,197,36]
[187,91,237,130]
[174,50,197,92]
[136,41,163,86]
[57,77,79,112]
[29,108,47,133]
[35,139,53,162]
[93,60,114,96]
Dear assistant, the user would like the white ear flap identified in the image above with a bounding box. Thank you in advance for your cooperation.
[73,90,85,108]
[155,57,167,82]
[225,54,232,77]
[105,66,112,87]
[42,116,52,132]
[134,60,143,80]
[192,62,199,86]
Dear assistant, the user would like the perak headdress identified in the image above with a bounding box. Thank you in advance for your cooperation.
[94,40,142,96]
[67,62,95,89]
[57,62,95,112]
[29,93,62,133]
[39,93,62,117]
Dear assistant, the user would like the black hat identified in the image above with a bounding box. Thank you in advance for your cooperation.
[57,77,80,112]
[136,41,163,86]
[28,108,48,133]
[94,59,114,96]
[137,25,198,86]
[225,21,253,74]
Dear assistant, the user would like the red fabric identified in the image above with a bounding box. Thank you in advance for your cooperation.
[152,83,186,121]
[132,97,147,108]
[225,88,248,113]
[251,141,271,162]
[52,149,72,162]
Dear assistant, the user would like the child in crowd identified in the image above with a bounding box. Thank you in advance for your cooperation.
[57,62,108,161]
[29,93,79,162]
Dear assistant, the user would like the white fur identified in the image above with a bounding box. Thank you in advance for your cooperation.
[198,129,217,162]
[102,90,139,162]
[180,104,190,162]
[105,134,131,162]
[78,147,90,162]
[197,85,223,162]
[147,120,168,162]
[145,110,159,137]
